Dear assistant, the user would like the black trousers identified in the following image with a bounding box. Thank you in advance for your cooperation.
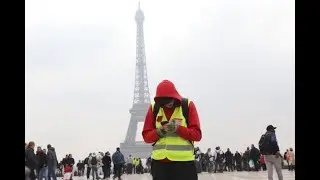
[226,162,233,172]
[86,167,91,179]
[113,164,123,179]
[151,160,197,180]
[236,161,242,171]
[253,160,259,171]
[102,166,110,178]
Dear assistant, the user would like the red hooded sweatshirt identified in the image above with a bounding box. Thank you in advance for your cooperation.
[142,80,202,161]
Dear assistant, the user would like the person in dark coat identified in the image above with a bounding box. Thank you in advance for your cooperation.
[242,148,250,171]
[84,153,92,179]
[112,147,125,180]
[234,151,242,171]
[102,152,111,179]
[225,148,233,172]
[25,141,37,180]
[36,146,48,180]
[47,144,58,180]
[249,144,261,171]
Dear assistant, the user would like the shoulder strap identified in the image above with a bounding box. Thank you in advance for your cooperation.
[153,98,189,122]
[152,103,161,121]
[181,98,189,125]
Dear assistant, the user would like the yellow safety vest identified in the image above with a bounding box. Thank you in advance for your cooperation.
[151,100,195,161]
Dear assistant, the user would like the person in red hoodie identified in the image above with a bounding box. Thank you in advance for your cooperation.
[142,80,202,180]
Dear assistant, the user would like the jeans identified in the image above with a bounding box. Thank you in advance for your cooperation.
[91,165,99,180]
[47,165,57,180]
[113,164,123,179]
[38,166,48,180]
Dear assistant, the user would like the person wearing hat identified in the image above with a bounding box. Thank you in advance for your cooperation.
[261,125,284,180]
[142,80,202,180]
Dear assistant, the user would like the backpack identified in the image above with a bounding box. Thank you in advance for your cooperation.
[153,98,189,124]
[259,133,271,155]
[204,153,210,162]
[84,157,89,165]
[216,152,223,162]
[91,157,97,165]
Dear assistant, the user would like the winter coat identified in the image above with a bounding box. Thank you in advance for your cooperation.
[47,147,58,167]
[25,147,37,169]
[112,151,125,165]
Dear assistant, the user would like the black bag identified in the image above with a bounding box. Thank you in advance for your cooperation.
[216,152,223,162]
[91,157,97,165]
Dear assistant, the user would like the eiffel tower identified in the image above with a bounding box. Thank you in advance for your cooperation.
[119,3,152,159]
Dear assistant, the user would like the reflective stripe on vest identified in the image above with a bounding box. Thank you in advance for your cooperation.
[151,99,195,161]
[153,144,194,151]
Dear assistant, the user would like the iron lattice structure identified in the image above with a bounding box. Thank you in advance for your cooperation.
[120,3,152,159]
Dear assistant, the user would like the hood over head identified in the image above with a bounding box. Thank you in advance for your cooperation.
[154,80,182,104]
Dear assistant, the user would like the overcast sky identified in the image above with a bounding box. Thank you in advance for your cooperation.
[25,0,295,161]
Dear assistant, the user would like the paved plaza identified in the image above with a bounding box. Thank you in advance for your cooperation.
[71,170,295,180]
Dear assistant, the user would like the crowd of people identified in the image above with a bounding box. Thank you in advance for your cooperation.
[25,143,128,180]
[25,141,295,180]
[193,145,295,174]
[25,142,59,180]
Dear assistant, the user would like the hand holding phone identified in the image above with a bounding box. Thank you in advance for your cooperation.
[161,121,169,125]
[161,121,169,131]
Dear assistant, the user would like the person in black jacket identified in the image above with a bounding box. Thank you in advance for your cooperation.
[84,153,92,179]
[225,148,233,172]
[66,154,75,167]
[76,160,85,176]
[36,146,48,180]
[234,151,242,171]
[102,152,111,179]
[260,125,283,180]
[47,144,58,180]
[249,144,260,171]
[25,141,37,180]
